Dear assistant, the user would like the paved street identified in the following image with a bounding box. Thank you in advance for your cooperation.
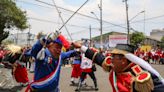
[0,64,164,92]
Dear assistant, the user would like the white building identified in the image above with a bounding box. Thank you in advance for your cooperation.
[7,33,36,46]
[150,29,164,41]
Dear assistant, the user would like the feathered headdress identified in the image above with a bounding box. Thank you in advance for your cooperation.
[5,44,22,56]
[46,31,71,49]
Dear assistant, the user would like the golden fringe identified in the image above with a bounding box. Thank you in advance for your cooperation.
[135,72,154,92]
[102,61,112,72]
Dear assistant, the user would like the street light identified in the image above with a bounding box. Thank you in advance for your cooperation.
[129,10,145,33]
[99,0,103,48]
[91,12,99,21]
[90,0,103,48]
[90,11,102,48]
[129,10,145,22]
[123,0,145,44]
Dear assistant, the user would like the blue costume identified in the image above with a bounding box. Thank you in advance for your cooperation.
[26,40,76,92]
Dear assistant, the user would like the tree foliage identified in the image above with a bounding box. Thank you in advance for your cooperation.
[2,39,14,45]
[160,36,164,49]
[0,0,28,44]
[130,32,145,46]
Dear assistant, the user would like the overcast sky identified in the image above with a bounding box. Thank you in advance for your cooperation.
[15,0,164,41]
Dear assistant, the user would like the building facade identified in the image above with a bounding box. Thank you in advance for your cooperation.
[7,33,36,46]
[150,29,164,40]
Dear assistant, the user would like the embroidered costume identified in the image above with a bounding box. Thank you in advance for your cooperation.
[80,44,164,92]
[25,33,77,92]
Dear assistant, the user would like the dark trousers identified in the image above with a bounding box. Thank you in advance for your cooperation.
[80,72,96,82]
[76,71,97,90]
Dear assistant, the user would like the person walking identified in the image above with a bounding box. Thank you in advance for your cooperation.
[75,54,98,91]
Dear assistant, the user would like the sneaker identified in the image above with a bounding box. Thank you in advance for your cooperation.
[75,88,79,92]
[71,81,75,85]
[0,63,4,68]
[95,87,99,91]
[71,78,75,85]
[81,81,87,86]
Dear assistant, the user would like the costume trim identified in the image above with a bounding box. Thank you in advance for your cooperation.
[131,65,143,75]
[117,72,135,92]
[102,56,113,72]
[113,71,119,92]
[25,56,61,92]
[103,56,112,66]
[134,72,154,92]
[125,53,164,84]
[92,52,98,62]
[122,63,135,72]
[81,46,88,53]
[131,65,154,92]
[111,49,128,55]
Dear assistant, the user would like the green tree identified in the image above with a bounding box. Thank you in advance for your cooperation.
[160,36,164,49]
[0,0,28,44]
[2,39,14,45]
[130,32,145,46]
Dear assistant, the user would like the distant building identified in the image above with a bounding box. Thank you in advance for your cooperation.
[7,33,36,46]
[150,29,164,41]
[92,31,127,49]
[142,36,161,48]
[92,31,162,49]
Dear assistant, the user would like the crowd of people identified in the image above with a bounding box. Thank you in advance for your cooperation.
[134,48,164,64]
[0,32,164,92]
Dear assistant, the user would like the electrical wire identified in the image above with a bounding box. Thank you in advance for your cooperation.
[17,0,129,29]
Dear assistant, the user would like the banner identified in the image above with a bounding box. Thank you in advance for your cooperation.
[109,35,127,47]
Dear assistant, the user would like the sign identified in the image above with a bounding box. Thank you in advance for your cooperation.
[109,35,127,47]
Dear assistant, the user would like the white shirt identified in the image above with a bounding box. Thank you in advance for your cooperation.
[80,54,92,69]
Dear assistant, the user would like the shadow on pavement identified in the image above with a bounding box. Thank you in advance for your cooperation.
[0,86,24,92]
[80,86,97,92]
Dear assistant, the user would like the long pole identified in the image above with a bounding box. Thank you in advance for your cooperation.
[90,25,91,47]
[51,0,72,41]
[28,25,31,46]
[100,0,103,47]
[123,0,130,44]
[144,11,146,34]
[57,0,89,31]
[36,0,89,41]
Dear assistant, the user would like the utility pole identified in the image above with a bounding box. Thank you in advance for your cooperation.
[28,25,31,46]
[89,25,92,47]
[144,11,146,34]
[16,30,18,45]
[100,0,103,48]
[123,0,130,44]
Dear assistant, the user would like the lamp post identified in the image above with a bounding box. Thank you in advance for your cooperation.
[90,0,103,48]
[129,10,145,33]
[99,0,103,48]
[89,25,92,47]
[91,12,99,21]
[129,10,145,22]
[123,0,130,44]
[123,0,145,44]
[28,25,31,46]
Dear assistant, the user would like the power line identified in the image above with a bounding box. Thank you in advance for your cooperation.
[17,0,164,31]
[130,14,164,23]
[27,16,96,29]
[103,14,164,29]
[16,0,53,9]
[17,0,128,29]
